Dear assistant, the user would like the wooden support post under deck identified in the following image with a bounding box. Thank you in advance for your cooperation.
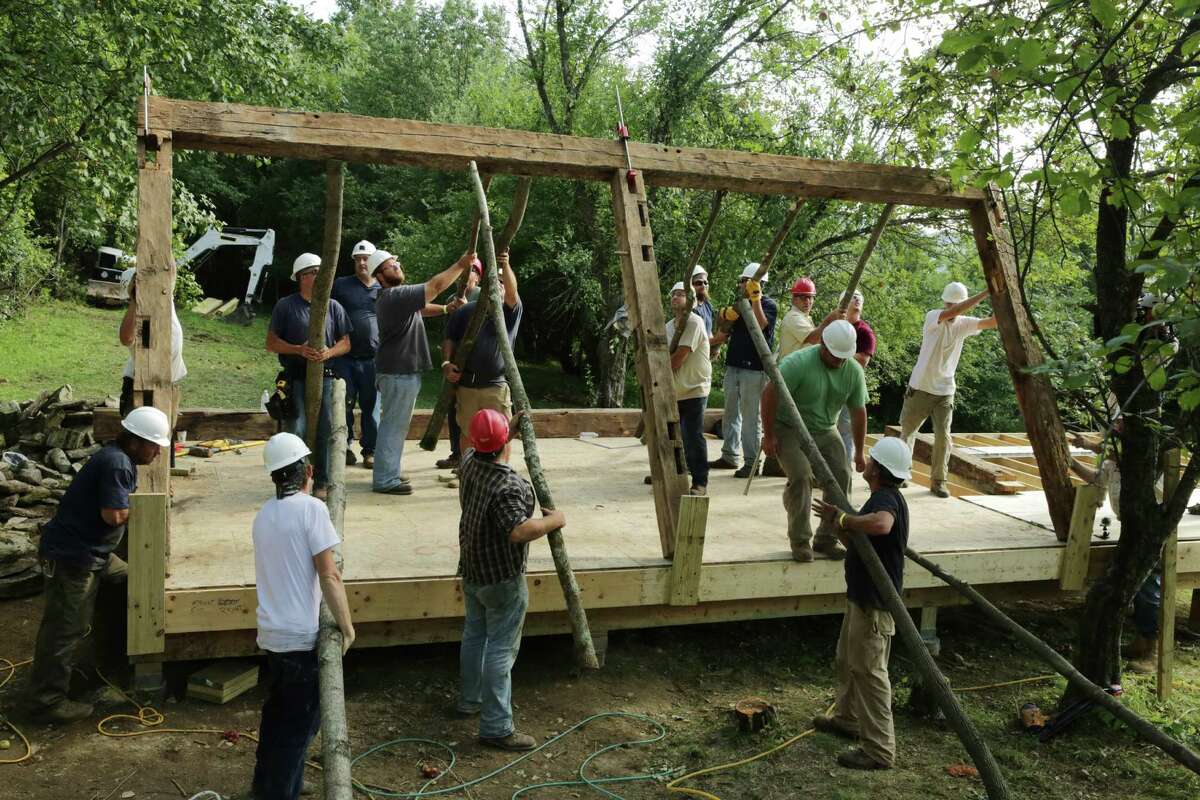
[919,606,941,656]
[127,492,168,656]
[609,169,689,557]
[1059,483,1105,591]
[669,495,709,606]
[968,184,1074,538]
[1158,449,1180,700]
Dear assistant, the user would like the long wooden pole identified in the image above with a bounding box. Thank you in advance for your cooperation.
[836,203,894,313]
[317,377,352,799]
[733,294,1009,799]
[419,178,533,452]
[304,161,345,450]
[455,174,493,300]
[906,547,1200,775]
[469,162,599,669]
[668,190,725,354]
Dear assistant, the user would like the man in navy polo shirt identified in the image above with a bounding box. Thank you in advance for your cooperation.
[333,240,381,469]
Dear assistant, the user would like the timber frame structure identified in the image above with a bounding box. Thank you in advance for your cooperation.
[127,97,1079,661]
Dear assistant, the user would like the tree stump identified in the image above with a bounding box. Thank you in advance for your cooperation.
[733,698,776,732]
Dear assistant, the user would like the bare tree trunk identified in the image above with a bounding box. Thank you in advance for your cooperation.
[304,161,344,450]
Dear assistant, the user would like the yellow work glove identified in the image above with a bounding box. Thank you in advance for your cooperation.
[744,279,762,303]
[719,305,740,323]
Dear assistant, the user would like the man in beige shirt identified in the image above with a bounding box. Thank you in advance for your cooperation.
[778,276,842,359]
[665,282,712,495]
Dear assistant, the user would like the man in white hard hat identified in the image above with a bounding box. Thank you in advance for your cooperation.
[835,290,875,467]
[25,406,170,724]
[370,249,474,495]
[665,282,712,494]
[117,267,187,421]
[710,263,778,478]
[761,320,867,561]
[811,436,912,771]
[332,240,380,470]
[899,282,995,498]
[246,433,355,799]
[690,265,715,335]
[266,253,352,499]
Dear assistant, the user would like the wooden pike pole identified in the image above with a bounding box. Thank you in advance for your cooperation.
[454,173,493,300]
[837,203,894,313]
[667,190,725,354]
[303,161,345,451]
[419,177,533,452]
[317,377,352,799]
[734,280,1010,799]
[468,163,599,669]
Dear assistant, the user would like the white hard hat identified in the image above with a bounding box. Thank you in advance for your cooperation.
[264,432,312,474]
[291,253,321,280]
[740,262,767,283]
[352,240,376,258]
[670,281,686,294]
[1138,292,1158,309]
[367,249,394,275]
[822,319,858,360]
[119,267,136,289]
[869,436,912,480]
[691,264,708,279]
[942,281,969,304]
[841,289,865,307]
[121,406,171,447]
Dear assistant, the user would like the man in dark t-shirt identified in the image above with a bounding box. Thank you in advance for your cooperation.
[332,240,381,468]
[810,436,911,771]
[27,406,170,724]
[836,290,876,467]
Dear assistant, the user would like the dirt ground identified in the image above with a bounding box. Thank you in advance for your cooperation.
[2,590,1198,800]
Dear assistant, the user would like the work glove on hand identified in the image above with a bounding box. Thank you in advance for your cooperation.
[744,279,762,303]
[719,306,740,323]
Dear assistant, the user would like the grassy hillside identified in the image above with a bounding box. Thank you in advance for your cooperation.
[0,300,590,408]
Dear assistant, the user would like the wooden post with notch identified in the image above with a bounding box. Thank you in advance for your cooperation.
[669,495,709,606]
[610,169,689,557]
[1158,449,1180,700]
[968,184,1074,538]
[1059,482,1105,590]
[127,493,167,655]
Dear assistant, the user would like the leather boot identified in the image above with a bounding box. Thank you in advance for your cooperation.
[1121,635,1153,660]
[1127,639,1159,674]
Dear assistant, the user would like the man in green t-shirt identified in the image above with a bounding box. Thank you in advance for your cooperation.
[762,320,867,562]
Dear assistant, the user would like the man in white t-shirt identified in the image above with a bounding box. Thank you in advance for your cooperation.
[899,282,996,497]
[665,282,712,494]
[118,268,187,422]
[246,433,355,800]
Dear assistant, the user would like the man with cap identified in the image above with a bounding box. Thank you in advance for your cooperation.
[25,406,170,723]
[835,290,876,466]
[710,263,778,478]
[118,267,187,420]
[899,282,995,498]
[332,240,380,469]
[456,409,566,751]
[246,432,355,800]
[370,249,474,495]
[266,253,352,499]
[761,320,866,562]
[442,252,522,457]
[811,436,912,771]
[690,265,715,335]
[666,282,712,494]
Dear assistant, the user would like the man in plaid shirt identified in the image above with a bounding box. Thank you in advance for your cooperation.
[456,409,566,751]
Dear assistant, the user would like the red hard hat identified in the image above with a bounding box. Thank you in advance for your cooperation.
[469,408,510,453]
[791,277,816,296]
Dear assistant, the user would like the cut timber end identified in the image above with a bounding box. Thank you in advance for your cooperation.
[733,698,776,732]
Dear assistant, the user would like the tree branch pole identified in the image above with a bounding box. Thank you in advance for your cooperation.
[317,377,352,800]
[905,547,1200,776]
[668,189,725,353]
[837,203,894,313]
[733,295,1010,800]
[304,161,345,450]
[419,178,533,452]
[455,173,493,300]
[469,162,599,670]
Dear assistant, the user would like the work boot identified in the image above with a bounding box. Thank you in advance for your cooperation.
[708,457,738,470]
[436,454,459,470]
[362,453,374,469]
[689,485,707,496]
[733,463,756,479]
[813,537,847,560]
[31,699,94,725]
[836,747,890,770]
[1127,639,1159,674]
[930,480,950,498]
[374,483,413,496]
[812,715,858,740]
[790,543,814,563]
[480,731,537,751]
[1121,635,1154,660]
[345,449,358,466]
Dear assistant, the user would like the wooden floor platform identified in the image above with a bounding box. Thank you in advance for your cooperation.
[157,434,1200,661]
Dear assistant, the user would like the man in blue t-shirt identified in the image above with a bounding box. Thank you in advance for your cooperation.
[266,253,352,497]
[810,437,911,772]
[710,263,777,478]
[442,251,523,456]
[26,406,170,724]
[690,264,715,335]
[332,241,381,469]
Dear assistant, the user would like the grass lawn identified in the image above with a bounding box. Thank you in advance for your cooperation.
[0,299,590,408]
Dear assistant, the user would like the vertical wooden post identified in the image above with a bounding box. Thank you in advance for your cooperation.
[1157,449,1180,700]
[304,161,345,450]
[127,493,167,656]
[669,495,709,606]
[919,606,941,656]
[968,185,1074,538]
[610,170,689,557]
[1059,483,1106,590]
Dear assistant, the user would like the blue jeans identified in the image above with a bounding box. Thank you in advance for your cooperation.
[721,366,769,465]
[1133,568,1162,638]
[252,649,321,800]
[459,575,528,738]
[340,357,378,454]
[373,372,421,490]
[678,396,709,488]
[286,376,333,488]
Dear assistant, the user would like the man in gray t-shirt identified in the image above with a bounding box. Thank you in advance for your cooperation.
[368,249,474,494]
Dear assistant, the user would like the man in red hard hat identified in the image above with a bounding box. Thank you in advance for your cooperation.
[778,276,843,359]
[455,409,566,751]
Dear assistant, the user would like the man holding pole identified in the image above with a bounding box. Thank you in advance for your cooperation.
[899,282,995,498]
[332,240,380,469]
[666,282,712,495]
[761,320,866,562]
[835,290,875,466]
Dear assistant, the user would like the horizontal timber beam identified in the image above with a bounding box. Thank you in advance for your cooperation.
[142,98,983,209]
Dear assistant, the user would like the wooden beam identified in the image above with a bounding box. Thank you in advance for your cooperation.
[1059,482,1105,591]
[611,170,690,557]
[969,186,1074,538]
[128,492,168,655]
[884,425,1021,493]
[141,98,983,209]
[669,495,709,606]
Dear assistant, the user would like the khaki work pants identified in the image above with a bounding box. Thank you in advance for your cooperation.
[832,601,897,766]
[899,387,954,482]
[775,425,851,550]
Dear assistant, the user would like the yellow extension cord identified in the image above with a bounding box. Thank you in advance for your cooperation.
[0,657,34,765]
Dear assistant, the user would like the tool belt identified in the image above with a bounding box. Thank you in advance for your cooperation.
[265,371,295,422]
[457,371,505,389]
